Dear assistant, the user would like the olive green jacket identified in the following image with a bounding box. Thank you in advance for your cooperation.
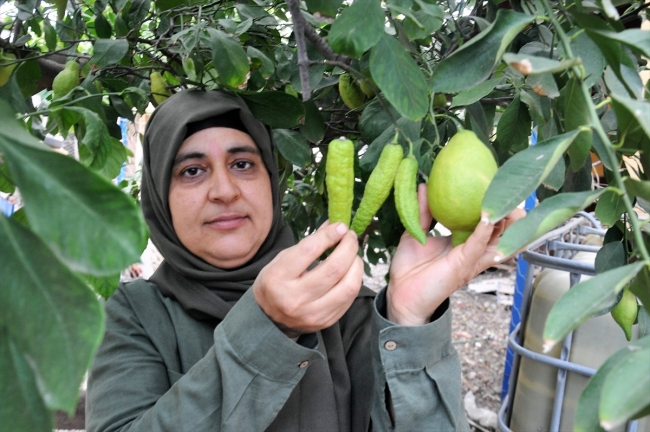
[86,280,469,431]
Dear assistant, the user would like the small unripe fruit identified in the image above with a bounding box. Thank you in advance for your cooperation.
[150,72,171,105]
[0,53,17,87]
[52,61,80,99]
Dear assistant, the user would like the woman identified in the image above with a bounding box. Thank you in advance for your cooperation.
[86,89,522,431]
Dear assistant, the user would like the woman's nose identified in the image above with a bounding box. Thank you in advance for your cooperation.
[207,169,240,203]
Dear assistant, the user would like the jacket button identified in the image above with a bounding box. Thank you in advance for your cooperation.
[299,360,309,368]
[384,341,397,351]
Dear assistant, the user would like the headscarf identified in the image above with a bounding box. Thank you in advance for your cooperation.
[141,89,295,321]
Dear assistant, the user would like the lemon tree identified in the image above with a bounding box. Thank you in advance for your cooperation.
[0,0,648,429]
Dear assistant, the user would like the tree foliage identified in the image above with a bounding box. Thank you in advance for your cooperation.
[0,0,649,429]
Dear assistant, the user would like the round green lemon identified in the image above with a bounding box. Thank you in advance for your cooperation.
[427,130,498,246]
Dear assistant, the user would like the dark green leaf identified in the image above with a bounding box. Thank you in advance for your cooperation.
[359,98,399,143]
[82,272,120,299]
[567,30,606,88]
[502,53,581,75]
[328,0,384,58]
[541,154,565,191]
[300,99,325,143]
[0,161,15,193]
[610,93,650,142]
[402,8,443,41]
[595,189,626,228]
[240,91,305,129]
[0,75,28,114]
[360,117,418,170]
[94,14,112,39]
[450,77,502,108]
[629,267,650,315]
[600,344,650,429]
[589,29,650,59]
[525,73,559,99]
[543,262,644,352]
[0,215,105,412]
[305,0,343,17]
[495,93,532,154]
[65,107,112,170]
[273,129,312,168]
[247,47,275,80]
[14,59,40,100]
[43,19,57,51]
[0,332,52,432]
[109,95,135,121]
[594,241,626,274]
[430,10,534,93]
[574,336,650,432]
[496,189,605,257]
[484,130,579,222]
[370,34,429,121]
[561,78,593,172]
[127,0,151,27]
[207,29,249,88]
[0,100,148,275]
[90,39,129,68]
[80,137,127,180]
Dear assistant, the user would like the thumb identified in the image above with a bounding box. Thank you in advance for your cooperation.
[417,183,433,232]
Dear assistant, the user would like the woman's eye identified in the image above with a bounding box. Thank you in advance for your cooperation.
[232,160,253,170]
[181,167,203,177]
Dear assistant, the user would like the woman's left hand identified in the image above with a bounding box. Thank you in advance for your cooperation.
[386,184,525,326]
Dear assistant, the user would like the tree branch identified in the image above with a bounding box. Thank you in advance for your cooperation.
[286,0,312,101]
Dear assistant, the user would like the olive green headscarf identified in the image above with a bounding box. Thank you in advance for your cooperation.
[141,89,294,321]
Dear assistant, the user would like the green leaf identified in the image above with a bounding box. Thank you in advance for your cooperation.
[502,53,581,75]
[207,29,249,88]
[484,130,580,223]
[542,155,565,191]
[629,267,650,315]
[80,137,127,180]
[610,93,650,142]
[43,19,57,51]
[240,91,305,129]
[561,78,593,172]
[305,0,343,18]
[574,336,650,432]
[360,117,418,170]
[496,189,605,257]
[429,10,534,93]
[109,94,135,121]
[595,189,626,228]
[64,107,112,170]
[90,39,129,68]
[495,92,532,154]
[589,29,650,59]
[594,241,626,274]
[127,0,151,27]
[247,46,275,80]
[0,332,52,432]
[624,178,650,203]
[0,160,15,193]
[328,0,384,58]
[450,77,502,108]
[300,99,326,143]
[15,59,41,99]
[542,261,644,352]
[359,98,399,143]
[94,14,112,39]
[370,34,429,121]
[82,272,120,299]
[600,344,650,429]
[0,215,105,412]
[0,100,148,275]
[273,129,312,168]
[567,30,606,88]
[401,8,443,41]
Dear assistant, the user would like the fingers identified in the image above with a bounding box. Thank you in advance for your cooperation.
[302,229,360,290]
[417,183,433,232]
[279,221,351,278]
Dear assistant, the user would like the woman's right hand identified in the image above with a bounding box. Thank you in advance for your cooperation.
[252,222,364,338]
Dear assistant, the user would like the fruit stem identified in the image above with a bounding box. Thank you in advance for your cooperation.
[541,0,650,264]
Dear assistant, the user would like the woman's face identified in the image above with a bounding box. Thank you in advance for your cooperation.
[168,127,274,269]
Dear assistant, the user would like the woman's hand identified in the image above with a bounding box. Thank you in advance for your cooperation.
[387,184,525,326]
[253,222,364,338]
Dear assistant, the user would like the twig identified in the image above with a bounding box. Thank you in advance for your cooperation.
[286,0,312,101]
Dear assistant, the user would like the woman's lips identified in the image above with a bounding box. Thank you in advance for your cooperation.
[205,215,247,230]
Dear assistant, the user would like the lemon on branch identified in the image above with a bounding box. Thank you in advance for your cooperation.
[338,73,365,110]
[150,71,171,106]
[427,130,498,246]
[52,60,80,99]
[0,52,17,87]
